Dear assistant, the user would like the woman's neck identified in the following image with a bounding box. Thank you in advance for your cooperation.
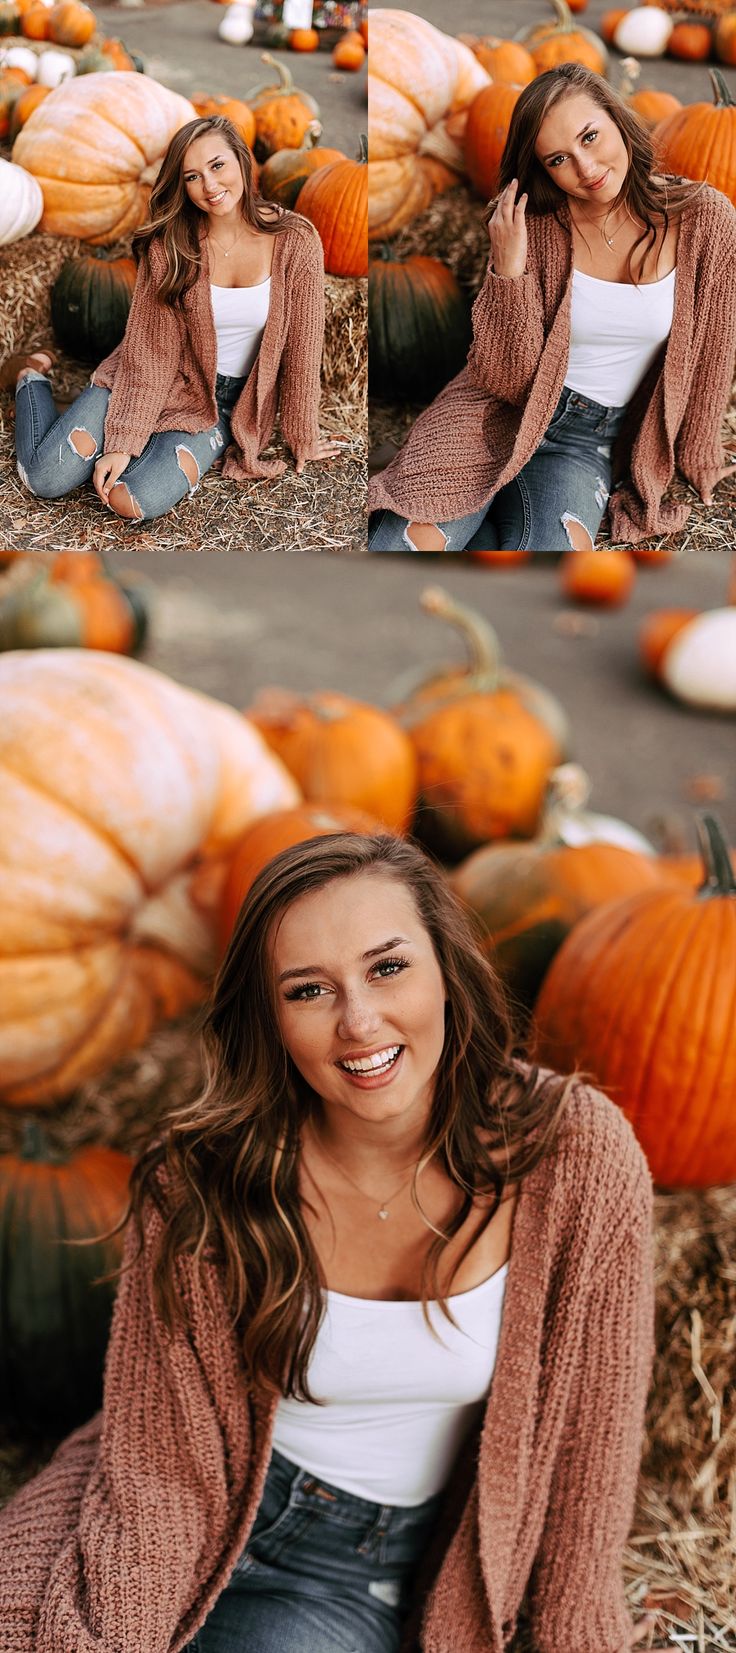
[309,1103,432,1175]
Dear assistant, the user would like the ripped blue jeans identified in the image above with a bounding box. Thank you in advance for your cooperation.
[183,1449,442,1653]
[368,387,630,552]
[14,370,247,522]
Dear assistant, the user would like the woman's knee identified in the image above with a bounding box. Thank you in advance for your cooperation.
[16,456,71,501]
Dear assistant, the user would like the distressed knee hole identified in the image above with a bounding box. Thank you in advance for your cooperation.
[107,481,144,521]
[176,444,200,490]
[404,520,448,552]
[561,513,594,551]
[209,430,224,450]
[69,427,97,459]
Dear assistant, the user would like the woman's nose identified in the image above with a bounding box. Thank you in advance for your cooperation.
[337,991,382,1042]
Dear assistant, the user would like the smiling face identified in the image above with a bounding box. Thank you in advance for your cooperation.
[271,871,448,1136]
[182,133,245,218]
[535,91,629,209]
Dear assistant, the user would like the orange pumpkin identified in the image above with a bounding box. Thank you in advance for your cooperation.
[561,550,636,605]
[359,13,367,46]
[653,67,736,206]
[0,650,300,1106]
[332,30,366,70]
[600,8,629,43]
[8,80,51,139]
[451,795,661,1010]
[289,26,319,51]
[247,689,417,833]
[517,0,608,74]
[628,87,683,130]
[534,813,736,1187]
[191,91,257,151]
[631,548,674,565]
[668,21,713,58]
[99,37,139,70]
[714,13,736,65]
[394,587,570,861]
[471,551,531,565]
[638,607,700,677]
[566,0,589,9]
[246,52,321,159]
[298,136,368,277]
[469,36,536,84]
[48,0,96,46]
[464,82,523,200]
[220,803,381,945]
[20,2,50,38]
[259,124,344,209]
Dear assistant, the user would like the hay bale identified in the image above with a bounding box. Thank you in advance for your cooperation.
[0,231,367,411]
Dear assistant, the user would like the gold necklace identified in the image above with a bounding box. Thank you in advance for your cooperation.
[572,203,631,252]
[208,220,249,260]
[307,1125,419,1221]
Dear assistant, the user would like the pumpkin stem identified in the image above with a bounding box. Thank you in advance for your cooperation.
[539,763,592,843]
[709,67,735,109]
[20,1117,65,1164]
[357,133,367,165]
[618,57,641,101]
[419,586,503,690]
[695,813,736,898]
[245,52,293,98]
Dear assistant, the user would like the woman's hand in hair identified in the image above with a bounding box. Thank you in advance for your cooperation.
[487,180,528,280]
[295,435,349,475]
[93,451,133,506]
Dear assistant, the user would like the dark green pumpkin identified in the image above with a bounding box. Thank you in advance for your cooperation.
[0,1,21,36]
[0,1122,132,1429]
[368,254,472,404]
[50,252,137,362]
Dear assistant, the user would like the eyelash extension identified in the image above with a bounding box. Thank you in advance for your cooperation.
[283,955,411,1002]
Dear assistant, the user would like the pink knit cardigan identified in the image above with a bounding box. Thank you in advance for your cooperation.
[90,213,325,480]
[0,1085,654,1653]
[369,185,736,544]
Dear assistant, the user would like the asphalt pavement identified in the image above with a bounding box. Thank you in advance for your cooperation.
[100,548,735,847]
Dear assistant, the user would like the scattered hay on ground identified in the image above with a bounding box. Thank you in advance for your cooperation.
[1,1033,734,1647]
[0,232,367,553]
[370,186,736,554]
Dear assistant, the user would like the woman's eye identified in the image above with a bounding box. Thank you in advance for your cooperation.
[372,957,409,980]
[583,130,597,144]
[284,981,326,1002]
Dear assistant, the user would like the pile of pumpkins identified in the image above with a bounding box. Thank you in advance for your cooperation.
[1,587,735,1428]
[218,1,367,76]
[1,46,367,276]
[0,550,150,653]
[601,5,736,66]
[368,1,736,241]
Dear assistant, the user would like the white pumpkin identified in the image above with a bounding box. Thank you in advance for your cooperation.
[217,3,254,42]
[35,47,76,87]
[661,610,736,712]
[614,8,673,56]
[0,45,39,79]
[542,764,656,853]
[0,157,44,247]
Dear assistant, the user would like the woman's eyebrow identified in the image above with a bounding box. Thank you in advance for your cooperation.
[278,937,410,983]
[542,122,594,161]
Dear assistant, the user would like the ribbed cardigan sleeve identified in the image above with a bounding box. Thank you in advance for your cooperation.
[101,244,180,458]
[465,265,546,405]
[527,1153,654,1653]
[674,236,736,504]
[277,220,325,464]
[35,1203,237,1653]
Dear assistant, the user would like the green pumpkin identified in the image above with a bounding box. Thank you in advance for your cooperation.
[0,1,21,36]
[368,254,472,404]
[0,575,82,651]
[0,1122,132,1429]
[50,252,137,362]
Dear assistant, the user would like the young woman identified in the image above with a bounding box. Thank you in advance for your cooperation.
[368,62,736,552]
[6,115,344,524]
[0,833,655,1653]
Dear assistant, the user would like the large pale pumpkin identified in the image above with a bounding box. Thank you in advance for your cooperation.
[12,71,197,243]
[0,650,300,1106]
[368,8,490,241]
[0,152,43,243]
[534,814,736,1187]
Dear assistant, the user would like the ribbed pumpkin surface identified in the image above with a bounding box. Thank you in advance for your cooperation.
[369,255,471,403]
[12,71,196,243]
[0,1137,132,1427]
[298,149,368,276]
[51,252,137,359]
[534,823,736,1186]
[653,68,736,207]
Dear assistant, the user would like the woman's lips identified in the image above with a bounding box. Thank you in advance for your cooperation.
[585,171,609,191]
[336,1046,405,1089]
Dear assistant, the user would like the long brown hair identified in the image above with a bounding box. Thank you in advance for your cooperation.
[132,115,290,307]
[485,62,704,283]
[129,833,573,1398]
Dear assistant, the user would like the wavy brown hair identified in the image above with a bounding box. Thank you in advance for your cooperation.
[132,115,290,307]
[128,833,573,1399]
[484,62,704,284]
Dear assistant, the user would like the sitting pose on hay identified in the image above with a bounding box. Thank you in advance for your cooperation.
[0,831,656,1653]
[369,63,736,553]
[5,115,344,524]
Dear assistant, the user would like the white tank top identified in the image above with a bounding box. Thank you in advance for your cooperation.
[564,265,676,407]
[210,278,271,379]
[272,1263,509,1507]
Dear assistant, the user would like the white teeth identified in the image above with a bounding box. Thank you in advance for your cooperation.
[341,1046,401,1075]
[208,191,226,202]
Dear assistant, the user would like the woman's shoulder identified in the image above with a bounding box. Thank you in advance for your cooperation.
[676,178,736,240]
[537,1070,652,1231]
